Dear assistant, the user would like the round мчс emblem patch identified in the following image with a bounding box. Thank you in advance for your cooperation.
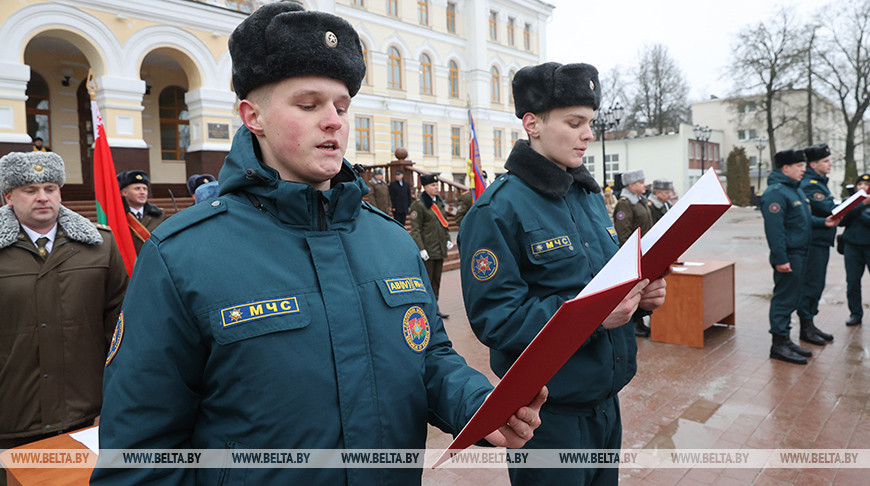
[403,306,430,353]
[616,210,626,221]
[768,202,781,214]
[471,248,498,282]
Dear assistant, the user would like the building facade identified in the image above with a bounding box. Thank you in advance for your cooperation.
[0,0,552,198]
[585,124,723,198]
[692,90,857,194]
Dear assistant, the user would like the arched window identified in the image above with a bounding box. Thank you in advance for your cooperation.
[490,66,501,103]
[26,72,51,147]
[388,47,403,90]
[448,60,459,99]
[159,86,189,160]
[419,54,433,95]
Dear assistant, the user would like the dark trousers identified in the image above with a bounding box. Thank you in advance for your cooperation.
[770,251,807,336]
[508,395,621,486]
[798,244,831,319]
[424,258,444,301]
[394,212,407,226]
[845,243,870,319]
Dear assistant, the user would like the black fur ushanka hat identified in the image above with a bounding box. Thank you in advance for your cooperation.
[512,62,601,118]
[229,1,366,100]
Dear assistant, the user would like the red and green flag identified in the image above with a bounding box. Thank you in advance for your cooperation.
[92,100,137,275]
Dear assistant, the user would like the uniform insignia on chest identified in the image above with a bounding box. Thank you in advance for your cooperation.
[220,297,300,328]
[768,203,781,214]
[386,277,427,294]
[531,236,573,255]
[793,200,802,207]
[813,192,825,201]
[403,306,430,353]
[106,312,124,366]
[606,226,617,238]
[471,248,498,281]
[616,210,626,221]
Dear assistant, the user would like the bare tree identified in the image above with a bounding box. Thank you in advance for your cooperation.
[728,7,805,161]
[813,0,870,194]
[628,44,690,134]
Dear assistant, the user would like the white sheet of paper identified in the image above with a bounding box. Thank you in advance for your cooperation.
[70,426,99,455]
[576,230,640,298]
[672,267,689,272]
[682,261,705,266]
[641,168,728,254]
[832,189,868,216]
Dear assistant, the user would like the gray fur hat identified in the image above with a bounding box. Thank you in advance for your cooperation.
[622,169,645,186]
[229,1,366,100]
[512,62,601,118]
[652,179,673,191]
[0,151,65,195]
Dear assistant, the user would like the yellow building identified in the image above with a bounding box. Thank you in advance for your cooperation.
[0,0,552,198]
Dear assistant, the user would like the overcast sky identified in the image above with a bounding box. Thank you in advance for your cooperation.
[545,0,832,103]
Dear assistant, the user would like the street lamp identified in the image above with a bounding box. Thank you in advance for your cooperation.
[592,102,624,186]
[693,124,713,172]
[754,136,768,198]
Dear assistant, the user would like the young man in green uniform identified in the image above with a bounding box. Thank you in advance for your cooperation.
[761,149,836,364]
[797,144,836,344]
[92,4,544,484]
[841,173,870,326]
[459,62,666,486]
[409,173,454,318]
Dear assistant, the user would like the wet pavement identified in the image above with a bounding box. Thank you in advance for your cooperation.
[422,206,870,485]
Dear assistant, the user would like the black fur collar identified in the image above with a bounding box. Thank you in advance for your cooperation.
[504,140,601,198]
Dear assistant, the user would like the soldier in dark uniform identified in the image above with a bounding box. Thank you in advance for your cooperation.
[410,173,453,318]
[0,152,127,475]
[389,169,412,225]
[365,167,391,213]
[841,173,870,326]
[117,170,168,253]
[648,179,673,225]
[613,169,652,246]
[459,61,666,486]
[761,149,836,364]
[797,144,837,344]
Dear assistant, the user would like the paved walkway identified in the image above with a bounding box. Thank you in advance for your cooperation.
[422,206,870,485]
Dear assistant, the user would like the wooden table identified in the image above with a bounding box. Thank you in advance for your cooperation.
[650,260,735,348]
[0,427,96,486]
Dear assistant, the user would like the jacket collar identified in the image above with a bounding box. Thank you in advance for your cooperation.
[804,166,829,184]
[619,188,642,205]
[768,169,800,188]
[0,205,102,250]
[504,140,601,198]
[217,126,366,229]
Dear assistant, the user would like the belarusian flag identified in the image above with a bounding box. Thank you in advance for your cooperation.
[92,100,137,275]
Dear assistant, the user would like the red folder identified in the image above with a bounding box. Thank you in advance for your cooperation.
[433,232,643,467]
[831,189,868,220]
[639,169,732,280]
[434,170,732,466]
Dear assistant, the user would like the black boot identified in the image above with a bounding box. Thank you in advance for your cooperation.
[787,338,812,357]
[846,316,862,326]
[799,318,826,346]
[770,334,808,364]
[810,321,834,342]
